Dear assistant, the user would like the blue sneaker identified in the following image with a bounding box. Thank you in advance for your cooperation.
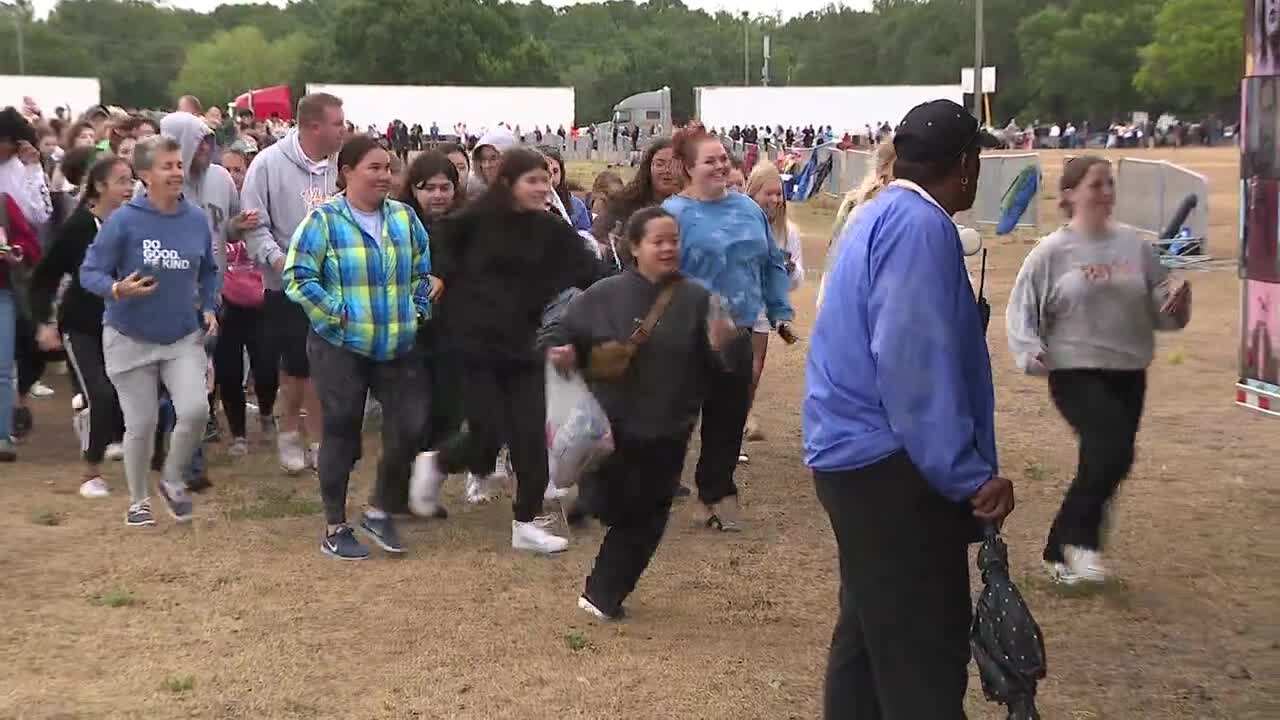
[158,482,193,523]
[359,512,405,554]
[321,526,369,561]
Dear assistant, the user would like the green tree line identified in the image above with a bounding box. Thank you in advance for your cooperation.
[0,0,1241,124]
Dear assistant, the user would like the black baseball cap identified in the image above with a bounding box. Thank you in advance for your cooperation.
[894,99,1000,164]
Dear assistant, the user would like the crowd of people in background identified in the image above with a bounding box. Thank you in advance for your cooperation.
[1,88,1194,717]
[0,90,804,607]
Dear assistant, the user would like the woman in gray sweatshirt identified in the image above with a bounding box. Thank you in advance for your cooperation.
[1006,155,1191,586]
[547,206,734,620]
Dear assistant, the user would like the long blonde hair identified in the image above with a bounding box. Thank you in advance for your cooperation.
[832,140,897,241]
[818,140,897,310]
[745,162,789,248]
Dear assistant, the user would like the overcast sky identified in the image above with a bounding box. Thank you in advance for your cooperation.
[32,0,873,21]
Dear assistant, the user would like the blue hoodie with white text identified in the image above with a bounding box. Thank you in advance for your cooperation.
[80,193,218,345]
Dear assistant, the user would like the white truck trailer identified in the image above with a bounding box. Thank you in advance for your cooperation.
[0,75,101,118]
[694,85,964,136]
[305,83,575,135]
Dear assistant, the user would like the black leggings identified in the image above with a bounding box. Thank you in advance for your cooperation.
[1045,368,1147,563]
[63,330,123,464]
[584,428,692,616]
[214,301,278,438]
[438,360,548,523]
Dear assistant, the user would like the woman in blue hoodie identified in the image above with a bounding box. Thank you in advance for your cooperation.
[661,126,796,531]
[80,135,219,528]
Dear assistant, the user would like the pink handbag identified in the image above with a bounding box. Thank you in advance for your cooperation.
[222,240,264,308]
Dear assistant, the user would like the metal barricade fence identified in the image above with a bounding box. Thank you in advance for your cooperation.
[1063,157,1211,248]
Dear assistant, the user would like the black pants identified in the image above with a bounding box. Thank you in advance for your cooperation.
[814,452,976,720]
[215,301,278,438]
[1045,368,1146,563]
[695,331,752,505]
[308,332,428,526]
[14,313,49,396]
[63,330,123,464]
[438,360,547,523]
[383,331,465,512]
[265,290,309,378]
[584,428,692,616]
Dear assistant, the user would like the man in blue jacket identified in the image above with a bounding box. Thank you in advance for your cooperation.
[803,99,1015,719]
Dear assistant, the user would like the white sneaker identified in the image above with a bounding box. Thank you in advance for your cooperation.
[464,472,495,504]
[228,437,250,457]
[544,483,570,501]
[409,451,446,517]
[1063,545,1107,583]
[71,393,86,412]
[104,443,125,462]
[577,595,616,621]
[79,476,110,498]
[512,520,568,554]
[29,381,55,398]
[277,431,307,475]
[308,443,321,470]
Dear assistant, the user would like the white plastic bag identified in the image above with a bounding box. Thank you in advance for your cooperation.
[545,360,614,489]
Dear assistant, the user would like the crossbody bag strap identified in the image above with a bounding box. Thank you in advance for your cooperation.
[627,278,681,346]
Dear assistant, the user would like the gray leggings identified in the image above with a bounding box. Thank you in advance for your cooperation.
[105,329,210,505]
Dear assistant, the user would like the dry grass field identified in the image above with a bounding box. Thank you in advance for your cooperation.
[1,146,1276,719]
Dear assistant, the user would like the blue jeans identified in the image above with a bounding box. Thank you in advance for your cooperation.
[0,289,15,439]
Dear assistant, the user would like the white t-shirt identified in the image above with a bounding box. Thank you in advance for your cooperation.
[348,202,382,245]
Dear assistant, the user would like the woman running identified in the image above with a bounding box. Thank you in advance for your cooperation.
[592,138,680,276]
[79,136,218,527]
[662,126,795,531]
[1007,155,1192,584]
[742,162,804,447]
[285,136,435,559]
[540,146,591,232]
[29,156,133,495]
[390,151,475,511]
[409,148,599,554]
[548,207,735,620]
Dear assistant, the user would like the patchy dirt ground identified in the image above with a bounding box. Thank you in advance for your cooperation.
[2,147,1276,719]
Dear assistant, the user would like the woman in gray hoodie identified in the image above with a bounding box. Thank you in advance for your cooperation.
[547,206,734,620]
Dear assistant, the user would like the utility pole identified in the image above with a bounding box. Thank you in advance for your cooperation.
[762,34,771,87]
[742,11,750,87]
[973,0,984,123]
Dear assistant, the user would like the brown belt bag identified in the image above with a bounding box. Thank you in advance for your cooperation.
[587,279,681,381]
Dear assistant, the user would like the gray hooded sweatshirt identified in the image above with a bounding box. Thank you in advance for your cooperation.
[160,111,238,281]
[239,129,338,291]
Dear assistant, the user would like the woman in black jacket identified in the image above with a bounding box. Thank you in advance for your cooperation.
[29,156,134,498]
[408,148,599,555]
[386,151,463,514]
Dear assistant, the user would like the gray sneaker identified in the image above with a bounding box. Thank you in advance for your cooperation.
[158,482,193,523]
[0,437,16,462]
[126,499,155,527]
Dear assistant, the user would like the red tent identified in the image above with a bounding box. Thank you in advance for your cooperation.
[233,85,293,122]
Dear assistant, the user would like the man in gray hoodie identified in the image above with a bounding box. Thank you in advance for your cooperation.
[240,92,344,475]
[159,110,241,486]
[160,111,239,286]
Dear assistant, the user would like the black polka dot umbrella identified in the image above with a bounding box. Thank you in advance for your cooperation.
[971,522,1047,720]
